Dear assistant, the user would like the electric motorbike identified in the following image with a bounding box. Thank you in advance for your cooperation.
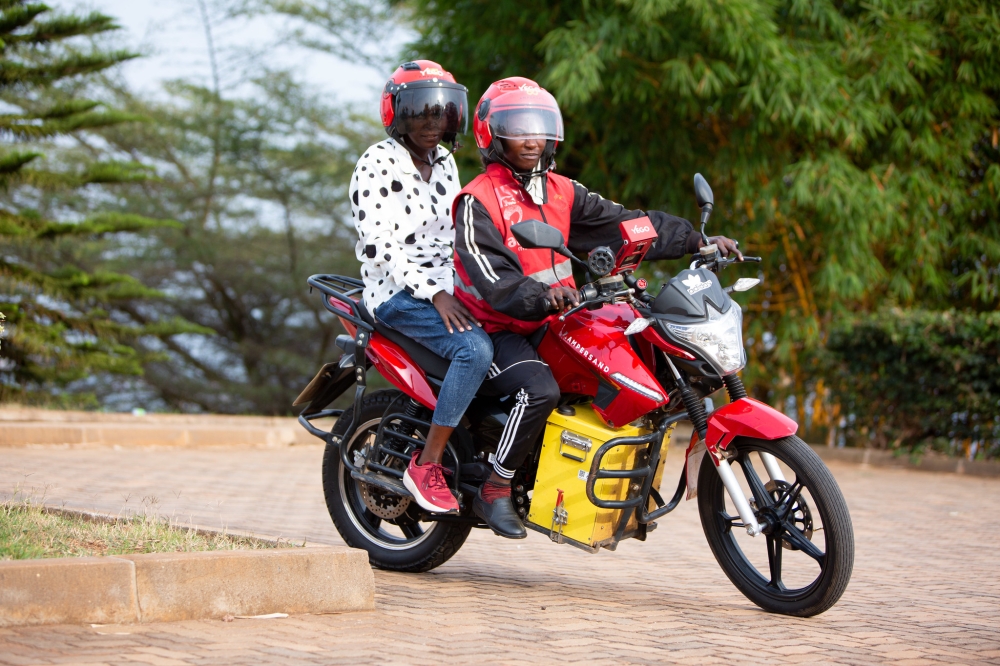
[296,174,854,617]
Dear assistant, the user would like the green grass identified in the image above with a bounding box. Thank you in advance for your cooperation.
[0,498,292,560]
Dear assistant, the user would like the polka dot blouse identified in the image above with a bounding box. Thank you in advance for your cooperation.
[349,138,461,310]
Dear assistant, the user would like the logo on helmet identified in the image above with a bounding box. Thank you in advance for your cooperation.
[421,67,445,77]
[519,84,540,96]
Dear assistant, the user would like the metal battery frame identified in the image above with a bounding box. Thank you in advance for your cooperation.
[581,410,691,549]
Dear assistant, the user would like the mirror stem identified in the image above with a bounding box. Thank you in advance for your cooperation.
[700,204,713,244]
[555,246,590,272]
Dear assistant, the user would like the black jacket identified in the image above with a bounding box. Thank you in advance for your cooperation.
[454,177,697,321]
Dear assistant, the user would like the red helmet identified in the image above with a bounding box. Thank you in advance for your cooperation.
[473,77,564,170]
[380,60,468,146]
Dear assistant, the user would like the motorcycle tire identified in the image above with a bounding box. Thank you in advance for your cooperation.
[697,435,854,617]
[321,389,471,572]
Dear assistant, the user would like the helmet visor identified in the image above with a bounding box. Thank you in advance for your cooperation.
[489,105,563,142]
[395,85,468,137]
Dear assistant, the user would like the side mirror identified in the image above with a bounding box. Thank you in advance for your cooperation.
[693,173,714,244]
[693,173,714,209]
[510,220,565,251]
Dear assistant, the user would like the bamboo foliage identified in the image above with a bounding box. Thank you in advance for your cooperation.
[407,0,1000,435]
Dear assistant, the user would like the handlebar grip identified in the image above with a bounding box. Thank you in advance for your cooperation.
[540,288,587,312]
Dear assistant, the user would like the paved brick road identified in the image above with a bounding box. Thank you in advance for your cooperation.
[2,443,999,664]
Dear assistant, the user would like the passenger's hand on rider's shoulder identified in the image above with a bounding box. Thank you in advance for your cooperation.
[432,291,481,333]
[543,286,580,313]
[697,235,744,261]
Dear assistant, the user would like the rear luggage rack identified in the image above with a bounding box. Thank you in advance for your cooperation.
[304,274,374,469]
[308,274,373,332]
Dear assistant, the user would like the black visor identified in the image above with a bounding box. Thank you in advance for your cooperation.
[395,83,468,137]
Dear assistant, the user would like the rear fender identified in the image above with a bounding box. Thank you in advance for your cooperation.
[683,397,798,499]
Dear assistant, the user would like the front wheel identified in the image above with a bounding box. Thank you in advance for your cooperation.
[698,435,854,616]
[321,390,471,572]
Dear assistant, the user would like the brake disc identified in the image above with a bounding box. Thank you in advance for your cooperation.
[766,480,814,549]
[359,482,411,519]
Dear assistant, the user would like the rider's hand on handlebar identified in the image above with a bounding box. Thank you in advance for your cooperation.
[432,291,481,333]
[543,286,580,313]
[700,235,744,261]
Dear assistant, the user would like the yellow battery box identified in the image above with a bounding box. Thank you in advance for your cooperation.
[525,403,669,552]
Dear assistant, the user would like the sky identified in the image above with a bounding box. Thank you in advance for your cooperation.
[50,0,398,111]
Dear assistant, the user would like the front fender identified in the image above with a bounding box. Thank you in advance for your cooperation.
[683,397,798,499]
[707,397,798,452]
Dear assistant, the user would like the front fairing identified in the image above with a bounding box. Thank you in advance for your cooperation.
[541,303,667,428]
[650,268,746,376]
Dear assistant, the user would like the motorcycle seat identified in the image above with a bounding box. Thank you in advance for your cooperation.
[356,300,451,381]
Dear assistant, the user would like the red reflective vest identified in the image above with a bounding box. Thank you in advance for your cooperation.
[453,163,576,335]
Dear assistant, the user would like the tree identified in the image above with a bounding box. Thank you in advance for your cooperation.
[0,1,188,405]
[405,0,1000,437]
[233,0,399,68]
[51,72,381,413]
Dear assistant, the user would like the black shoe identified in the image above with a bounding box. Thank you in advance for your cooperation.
[473,486,527,539]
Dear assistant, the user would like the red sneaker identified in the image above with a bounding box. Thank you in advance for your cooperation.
[402,451,459,514]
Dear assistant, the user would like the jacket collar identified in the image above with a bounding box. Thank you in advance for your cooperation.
[485,162,548,205]
[387,138,443,178]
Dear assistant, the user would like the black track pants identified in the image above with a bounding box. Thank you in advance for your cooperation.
[483,331,561,479]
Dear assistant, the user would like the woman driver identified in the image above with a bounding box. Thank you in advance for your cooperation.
[349,60,492,514]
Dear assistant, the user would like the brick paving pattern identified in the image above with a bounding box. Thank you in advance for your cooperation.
[2,443,999,664]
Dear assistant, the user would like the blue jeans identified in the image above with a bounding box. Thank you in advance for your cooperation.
[374,292,493,427]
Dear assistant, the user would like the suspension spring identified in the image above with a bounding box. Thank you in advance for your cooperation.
[396,398,422,439]
[723,374,748,401]
[680,384,709,440]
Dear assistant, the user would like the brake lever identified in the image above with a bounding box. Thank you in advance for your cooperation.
[717,255,762,270]
[558,301,591,321]
[558,289,634,321]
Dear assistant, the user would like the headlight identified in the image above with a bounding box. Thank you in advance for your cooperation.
[665,302,745,374]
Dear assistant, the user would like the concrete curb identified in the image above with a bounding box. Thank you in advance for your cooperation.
[809,444,1000,477]
[0,407,333,449]
[0,546,374,627]
[0,557,140,627]
[121,548,374,624]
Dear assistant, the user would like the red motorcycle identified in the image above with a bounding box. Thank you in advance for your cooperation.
[297,174,854,617]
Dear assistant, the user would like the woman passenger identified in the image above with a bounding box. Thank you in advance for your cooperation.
[349,60,491,514]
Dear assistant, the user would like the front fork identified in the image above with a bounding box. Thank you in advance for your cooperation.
[672,366,785,537]
[714,453,784,537]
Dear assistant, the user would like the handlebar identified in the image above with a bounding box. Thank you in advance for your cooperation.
[722,254,762,267]
[691,253,762,272]
[542,242,757,321]
[556,289,633,321]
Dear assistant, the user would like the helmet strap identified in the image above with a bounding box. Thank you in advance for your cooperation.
[487,139,557,199]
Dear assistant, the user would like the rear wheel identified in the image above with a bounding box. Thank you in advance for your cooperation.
[697,435,854,616]
[321,390,471,572]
